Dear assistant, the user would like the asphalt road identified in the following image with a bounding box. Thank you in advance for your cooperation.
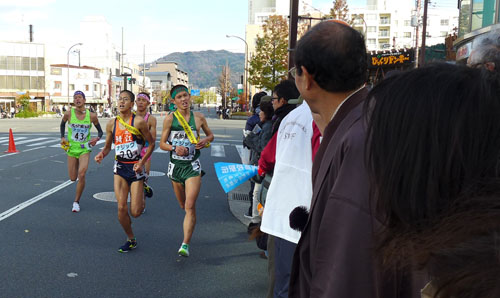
[0,108,266,298]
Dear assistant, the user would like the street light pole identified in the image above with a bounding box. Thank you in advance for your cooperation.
[67,43,83,106]
[226,34,249,111]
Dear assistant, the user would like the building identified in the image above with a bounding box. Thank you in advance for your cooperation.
[454,0,500,62]
[350,1,458,51]
[0,41,47,112]
[48,64,107,108]
[145,61,189,87]
[142,70,171,108]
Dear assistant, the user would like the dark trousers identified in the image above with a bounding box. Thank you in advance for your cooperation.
[273,237,296,298]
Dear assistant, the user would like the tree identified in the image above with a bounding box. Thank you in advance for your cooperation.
[16,92,30,111]
[328,0,353,25]
[200,90,216,104]
[249,15,289,91]
[217,64,232,108]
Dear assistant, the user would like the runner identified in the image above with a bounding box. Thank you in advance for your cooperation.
[135,92,157,199]
[159,84,214,257]
[94,90,155,253]
[60,90,103,212]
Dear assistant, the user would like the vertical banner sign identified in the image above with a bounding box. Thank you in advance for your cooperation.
[214,162,258,193]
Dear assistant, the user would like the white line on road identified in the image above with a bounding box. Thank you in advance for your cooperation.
[0,180,74,222]
[0,152,19,158]
[14,137,48,145]
[0,137,26,145]
[23,146,47,152]
[27,138,60,146]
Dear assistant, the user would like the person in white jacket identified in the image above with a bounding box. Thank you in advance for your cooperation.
[260,99,314,298]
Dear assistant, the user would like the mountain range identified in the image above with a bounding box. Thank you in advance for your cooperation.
[153,50,245,89]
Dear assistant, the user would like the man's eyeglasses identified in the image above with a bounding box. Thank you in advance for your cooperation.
[288,67,296,79]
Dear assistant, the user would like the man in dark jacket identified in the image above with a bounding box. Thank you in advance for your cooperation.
[289,20,422,298]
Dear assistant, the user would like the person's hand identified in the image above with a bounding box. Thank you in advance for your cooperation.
[60,137,68,146]
[95,152,104,164]
[195,138,208,149]
[88,137,100,147]
[175,146,189,156]
[133,160,144,173]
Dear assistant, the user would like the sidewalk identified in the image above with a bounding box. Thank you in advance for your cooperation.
[227,179,256,227]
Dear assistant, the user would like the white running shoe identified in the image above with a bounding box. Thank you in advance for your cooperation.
[72,202,80,213]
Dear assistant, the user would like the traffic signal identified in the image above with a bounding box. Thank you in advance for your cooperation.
[127,77,136,84]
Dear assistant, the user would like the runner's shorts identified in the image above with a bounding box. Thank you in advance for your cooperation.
[167,159,204,186]
[114,160,146,185]
[67,143,91,158]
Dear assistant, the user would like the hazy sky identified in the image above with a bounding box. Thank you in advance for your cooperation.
[0,0,455,64]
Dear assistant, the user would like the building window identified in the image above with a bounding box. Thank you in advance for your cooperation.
[30,57,37,70]
[6,76,13,88]
[69,84,75,91]
[22,57,30,71]
[404,32,412,38]
[471,0,496,30]
[404,20,411,26]
[94,70,100,79]
[367,38,376,46]
[440,19,449,26]
[7,56,15,70]
[379,29,390,37]
[0,56,6,70]
[380,16,390,24]
[441,31,448,37]
[94,84,98,92]
[365,14,376,20]
[367,26,376,32]
[51,68,62,75]
[37,57,44,71]
[84,85,89,91]
[54,81,61,89]
[0,75,6,89]
[459,0,471,36]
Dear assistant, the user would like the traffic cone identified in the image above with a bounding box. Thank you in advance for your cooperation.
[5,128,19,153]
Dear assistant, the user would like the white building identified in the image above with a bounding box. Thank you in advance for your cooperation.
[350,0,458,51]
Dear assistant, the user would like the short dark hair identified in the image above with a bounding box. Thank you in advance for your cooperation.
[366,63,500,295]
[259,101,274,121]
[273,79,299,102]
[295,20,367,92]
[120,90,135,102]
[252,91,267,110]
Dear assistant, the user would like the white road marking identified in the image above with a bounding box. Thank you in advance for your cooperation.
[0,137,26,144]
[23,146,47,152]
[27,138,60,146]
[14,137,48,145]
[0,152,19,158]
[0,180,74,222]
[211,144,225,157]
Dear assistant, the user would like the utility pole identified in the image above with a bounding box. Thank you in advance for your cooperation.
[414,0,421,68]
[121,27,124,76]
[419,0,429,66]
[143,44,146,91]
[288,0,299,76]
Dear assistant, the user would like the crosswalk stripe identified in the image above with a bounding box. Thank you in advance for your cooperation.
[0,137,27,145]
[27,138,60,146]
[14,137,50,145]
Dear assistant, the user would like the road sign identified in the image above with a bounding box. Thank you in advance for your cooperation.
[191,89,200,96]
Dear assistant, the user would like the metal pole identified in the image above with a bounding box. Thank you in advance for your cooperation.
[288,0,299,76]
[143,44,146,91]
[419,0,429,66]
[226,35,250,111]
[414,0,421,68]
[67,43,82,106]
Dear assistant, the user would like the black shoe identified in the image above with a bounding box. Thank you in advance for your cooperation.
[144,182,153,198]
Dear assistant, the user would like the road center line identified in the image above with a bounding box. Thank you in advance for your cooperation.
[0,180,74,222]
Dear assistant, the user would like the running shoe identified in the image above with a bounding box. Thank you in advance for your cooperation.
[72,202,80,213]
[118,239,137,253]
[144,182,154,198]
[178,243,190,257]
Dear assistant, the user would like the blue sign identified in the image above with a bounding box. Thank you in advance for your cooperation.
[190,89,200,96]
[214,162,258,193]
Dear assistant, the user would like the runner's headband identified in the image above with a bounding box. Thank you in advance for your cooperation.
[171,86,188,99]
[137,93,150,103]
[74,91,85,99]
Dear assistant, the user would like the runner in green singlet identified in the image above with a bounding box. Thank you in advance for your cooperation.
[159,84,214,257]
[60,91,103,212]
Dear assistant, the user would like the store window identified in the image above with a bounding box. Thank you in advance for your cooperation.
[459,0,471,36]
[0,56,6,70]
[51,68,62,75]
[471,0,496,30]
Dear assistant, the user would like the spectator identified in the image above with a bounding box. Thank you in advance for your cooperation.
[243,100,274,221]
[288,20,417,298]
[367,63,500,298]
[270,80,298,135]
[243,91,267,218]
[467,30,500,72]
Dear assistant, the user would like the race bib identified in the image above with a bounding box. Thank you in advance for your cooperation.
[115,141,140,161]
[170,131,196,160]
[70,124,90,142]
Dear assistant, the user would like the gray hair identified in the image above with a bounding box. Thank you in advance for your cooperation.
[469,30,500,70]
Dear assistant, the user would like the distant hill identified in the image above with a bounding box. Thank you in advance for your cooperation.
[153,50,244,89]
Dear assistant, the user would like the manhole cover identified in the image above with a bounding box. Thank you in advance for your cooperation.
[149,171,165,177]
[93,192,130,202]
[229,192,250,201]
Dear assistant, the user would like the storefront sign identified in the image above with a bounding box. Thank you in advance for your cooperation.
[369,51,413,68]
[456,43,471,61]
